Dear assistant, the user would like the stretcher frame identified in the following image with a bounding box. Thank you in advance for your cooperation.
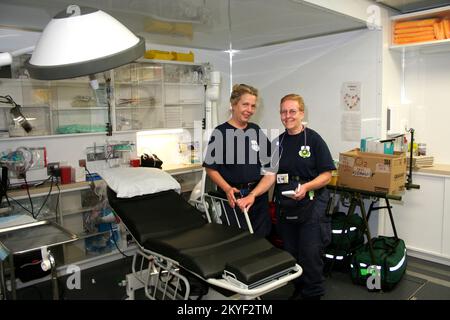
[118,192,302,300]
[123,239,302,300]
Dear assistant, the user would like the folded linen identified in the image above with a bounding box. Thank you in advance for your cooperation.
[394,35,436,44]
[444,19,450,39]
[434,21,445,40]
[394,26,434,34]
[394,31,435,39]
[395,18,439,29]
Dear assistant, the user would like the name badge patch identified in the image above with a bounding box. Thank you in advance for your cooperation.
[251,140,260,152]
[299,146,311,158]
[276,173,289,184]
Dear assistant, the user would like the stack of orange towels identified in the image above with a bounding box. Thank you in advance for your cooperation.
[394,17,450,45]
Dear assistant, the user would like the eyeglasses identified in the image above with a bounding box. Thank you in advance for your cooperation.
[280,109,299,117]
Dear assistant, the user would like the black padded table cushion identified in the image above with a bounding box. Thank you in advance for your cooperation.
[145,226,296,282]
[107,188,206,244]
[225,247,296,284]
[173,234,276,280]
[107,187,297,284]
[144,223,250,259]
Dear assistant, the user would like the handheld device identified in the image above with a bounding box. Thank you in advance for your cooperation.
[281,190,296,196]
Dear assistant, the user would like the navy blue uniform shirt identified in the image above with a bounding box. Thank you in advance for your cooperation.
[277,127,335,180]
[203,122,271,185]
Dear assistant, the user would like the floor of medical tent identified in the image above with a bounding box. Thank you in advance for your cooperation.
[12,255,450,300]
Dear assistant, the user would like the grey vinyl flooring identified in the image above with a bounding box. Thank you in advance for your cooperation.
[13,255,450,300]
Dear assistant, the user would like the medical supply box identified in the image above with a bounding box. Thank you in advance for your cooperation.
[337,148,407,194]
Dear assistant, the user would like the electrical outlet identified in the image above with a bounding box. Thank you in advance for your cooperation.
[47,162,60,177]
[79,159,86,168]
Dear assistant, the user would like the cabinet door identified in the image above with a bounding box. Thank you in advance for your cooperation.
[163,63,205,128]
[7,193,59,221]
[51,73,109,134]
[172,170,202,193]
[0,78,51,137]
[60,188,123,263]
[114,63,164,130]
[165,84,204,105]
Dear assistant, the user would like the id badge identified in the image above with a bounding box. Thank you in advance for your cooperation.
[276,173,289,184]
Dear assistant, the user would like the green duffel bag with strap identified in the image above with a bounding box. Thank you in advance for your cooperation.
[329,211,365,251]
[324,212,365,271]
[350,236,407,291]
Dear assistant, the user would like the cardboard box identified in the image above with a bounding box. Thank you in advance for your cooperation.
[337,149,407,194]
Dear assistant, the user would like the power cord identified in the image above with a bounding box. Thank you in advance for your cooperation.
[0,173,61,222]
[83,163,129,258]
[0,176,34,215]
[34,175,55,220]
[54,180,60,224]
[22,175,34,218]
[83,166,97,192]
[109,222,130,258]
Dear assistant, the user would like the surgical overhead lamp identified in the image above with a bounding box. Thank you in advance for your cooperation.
[24,5,145,80]
[0,4,145,136]
[0,5,145,76]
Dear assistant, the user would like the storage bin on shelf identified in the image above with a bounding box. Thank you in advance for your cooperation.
[171,51,194,62]
[144,50,174,61]
[144,50,195,62]
[391,6,450,46]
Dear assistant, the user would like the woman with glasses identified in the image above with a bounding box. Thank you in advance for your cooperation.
[202,84,272,237]
[237,93,335,300]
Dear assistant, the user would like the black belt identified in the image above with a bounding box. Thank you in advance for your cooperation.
[232,180,259,190]
[217,181,260,199]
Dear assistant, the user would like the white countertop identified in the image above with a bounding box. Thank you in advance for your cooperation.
[413,164,450,176]
[7,163,203,198]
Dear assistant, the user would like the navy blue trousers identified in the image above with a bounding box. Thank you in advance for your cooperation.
[278,189,331,298]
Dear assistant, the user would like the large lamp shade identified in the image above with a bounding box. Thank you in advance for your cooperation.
[25,5,145,80]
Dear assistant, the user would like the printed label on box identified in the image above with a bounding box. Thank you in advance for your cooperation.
[376,163,390,173]
[340,155,355,167]
[352,166,372,178]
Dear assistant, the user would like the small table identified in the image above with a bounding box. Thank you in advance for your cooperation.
[327,185,402,263]
[0,219,77,300]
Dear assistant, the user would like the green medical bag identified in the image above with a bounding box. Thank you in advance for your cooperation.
[330,212,365,250]
[324,211,365,270]
[350,236,407,291]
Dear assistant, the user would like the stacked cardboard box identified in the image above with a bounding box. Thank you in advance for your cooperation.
[338,149,407,194]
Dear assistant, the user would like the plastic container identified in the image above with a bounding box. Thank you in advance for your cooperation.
[60,166,72,184]
[130,159,140,167]
[144,50,174,61]
[171,51,194,62]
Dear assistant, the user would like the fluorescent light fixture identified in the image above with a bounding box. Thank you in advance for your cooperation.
[24,5,145,80]
[223,49,240,56]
